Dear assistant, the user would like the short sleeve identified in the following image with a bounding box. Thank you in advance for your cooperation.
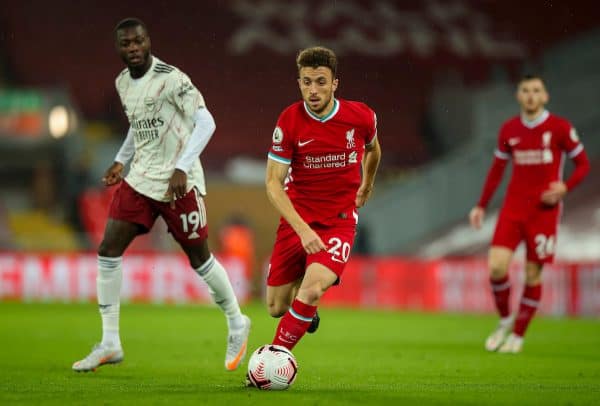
[166,71,205,117]
[366,111,378,146]
[268,112,294,165]
[494,123,511,160]
[559,120,584,158]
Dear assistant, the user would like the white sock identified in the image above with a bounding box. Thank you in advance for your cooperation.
[195,255,244,330]
[97,255,122,348]
[500,315,513,328]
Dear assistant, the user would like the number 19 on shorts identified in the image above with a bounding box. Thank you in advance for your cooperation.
[179,210,206,233]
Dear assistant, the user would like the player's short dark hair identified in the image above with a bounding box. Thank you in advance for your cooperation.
[114,17,148,36]
[296,46,338,78]
[518,74,545,86]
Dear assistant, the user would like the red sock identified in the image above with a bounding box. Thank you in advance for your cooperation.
[490,275,511,318]
[272,299,317,350]
[513,284,542,337]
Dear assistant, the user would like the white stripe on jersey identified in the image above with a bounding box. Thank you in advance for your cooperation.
[494,149,511,160]
[567,143,584,158]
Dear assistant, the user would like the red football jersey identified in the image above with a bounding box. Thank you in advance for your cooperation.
[495,110,584,216]
[268,98,377,225]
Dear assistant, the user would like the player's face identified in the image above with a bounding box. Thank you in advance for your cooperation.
[516,79,548,115]
[298,67,339,116]
[116,26,151,69]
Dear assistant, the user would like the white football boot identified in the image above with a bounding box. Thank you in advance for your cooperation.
[485,316,514,352]
[498,333,524,354]
[72,343,124,372]
[225,315,251,371]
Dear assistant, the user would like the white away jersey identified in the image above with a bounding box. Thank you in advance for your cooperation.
[116,56,207,201]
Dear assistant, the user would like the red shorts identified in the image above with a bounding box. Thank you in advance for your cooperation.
[267,221,356,286]
[492,207,561,263]
[108,181,208,246]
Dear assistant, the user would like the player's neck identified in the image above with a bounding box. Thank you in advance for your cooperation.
[316,98,335,119]
[305,98,338,121]
[128,55,153,79]
[521,108,546,123]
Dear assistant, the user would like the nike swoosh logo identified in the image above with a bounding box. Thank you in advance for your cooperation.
[298,139,314,147]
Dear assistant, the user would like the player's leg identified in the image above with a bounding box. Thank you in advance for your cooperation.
[499,261,543,353]
[266,279,302,317]
[73,181,154,372]
[485,246,516,351]
[163,188,250,371]
[180,239,251,370]
[271,223,353,350]
[489,246,514,318]
[265,221,307,319]
[484,214,522,351]
[500,212,556,353]
[272,263,338,350]
[266,275,321,333]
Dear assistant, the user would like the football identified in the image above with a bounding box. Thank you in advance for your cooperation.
[247,344,298,390]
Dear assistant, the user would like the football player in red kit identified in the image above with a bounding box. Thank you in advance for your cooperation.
[470,74,590,353]
[265,46,381,351]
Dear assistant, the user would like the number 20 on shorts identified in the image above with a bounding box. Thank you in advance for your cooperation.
[327,237,351,263]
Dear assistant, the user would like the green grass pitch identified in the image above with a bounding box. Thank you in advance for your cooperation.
[0,302,598,405]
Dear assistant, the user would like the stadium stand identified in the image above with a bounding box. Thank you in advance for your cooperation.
[3,1,599,170]
[1,1,599,254]
[363,29,600,256]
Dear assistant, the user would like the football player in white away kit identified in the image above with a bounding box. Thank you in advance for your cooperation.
[72,18,250,372]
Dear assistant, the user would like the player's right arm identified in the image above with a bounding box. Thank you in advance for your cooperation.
[469,124,511,229]
[265,158,326,254]
[102,127,135,186]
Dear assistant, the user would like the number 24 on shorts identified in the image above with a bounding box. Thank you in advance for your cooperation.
[534,234,555,259]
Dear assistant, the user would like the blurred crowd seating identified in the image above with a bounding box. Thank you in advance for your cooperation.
[1,1,599,255]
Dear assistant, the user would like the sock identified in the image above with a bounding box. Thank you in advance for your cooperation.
[97,256,122,348]
[513,284,542,337]
[272,299,317,350]
[195,255,244,330]
[490,275,511,318]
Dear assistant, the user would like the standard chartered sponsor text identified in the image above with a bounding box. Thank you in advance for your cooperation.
[304,153,346,169]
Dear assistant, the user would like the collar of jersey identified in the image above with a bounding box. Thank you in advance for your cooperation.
[303,98,339,123]
[520,109,549,129]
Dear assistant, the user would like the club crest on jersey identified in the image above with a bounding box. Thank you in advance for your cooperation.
[542,131,552,148]
[346,128,355,148]
[144,97,156,112]
[272,126,283,144]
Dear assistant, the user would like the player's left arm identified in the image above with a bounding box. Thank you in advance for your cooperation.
[166,107,216,207]
[541,125,590,205]
[165,72,210,207]
[356,136,382,208]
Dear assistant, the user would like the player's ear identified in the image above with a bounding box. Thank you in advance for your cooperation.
[542,90,549,105]
[332,78,339,92]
